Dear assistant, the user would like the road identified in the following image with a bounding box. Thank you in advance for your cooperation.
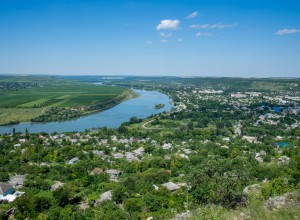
[141,119,155,130]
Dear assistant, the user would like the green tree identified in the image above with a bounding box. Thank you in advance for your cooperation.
[112,185,128,204]
[144,192,168,212]
[188,157,250,208]
[14,195,36,219]
[124,198,143,213]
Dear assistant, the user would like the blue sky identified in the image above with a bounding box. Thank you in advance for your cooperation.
[0,0,299,77]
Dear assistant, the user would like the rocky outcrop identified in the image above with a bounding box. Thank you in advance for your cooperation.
[172,211,192,220]
[264,192,298,210]
[243,184,261,196]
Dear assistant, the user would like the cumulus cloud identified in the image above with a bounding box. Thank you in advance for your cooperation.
[186,11,199,19]
[156,19,180,30]
[190,22,237,29]
[275,29,300,35]
[195,32,211,37]
[159,32,173,38]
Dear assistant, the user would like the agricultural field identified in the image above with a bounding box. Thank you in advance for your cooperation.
[0,76,129,124]
[0,83,126,108]
[0,108,44,125]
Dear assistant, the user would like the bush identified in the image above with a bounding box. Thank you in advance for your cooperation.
[261,178,294,199]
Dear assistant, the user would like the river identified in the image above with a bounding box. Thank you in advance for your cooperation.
[0,89,172,134]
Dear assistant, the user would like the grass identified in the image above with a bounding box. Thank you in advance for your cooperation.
[36,190,53,198]
[187,203,300,220]
[0,108,43,124]
[133,118,191,132]
[18,98,51,107]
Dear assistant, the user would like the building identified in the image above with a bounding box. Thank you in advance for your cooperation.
[162,182,181,192]
[9,175,26,188]
[95,191,112,205]
[67,157,79,165]
[50,181,64,191]
[89,168,104,175]
[106,169,122,181]
[0,183,14,198]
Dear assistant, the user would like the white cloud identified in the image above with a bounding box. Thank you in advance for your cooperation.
[160,39,169,43]
[195,32,211,37]
[178,38,183,42]
[275,29,300,35]
[156,19,180,30]
[190,22,237,29]
[186,11,199,19]
[145,40,152,44]
[159,32,173,38]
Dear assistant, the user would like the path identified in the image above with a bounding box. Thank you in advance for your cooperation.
[41,108,47,114]
[141,119,157,130]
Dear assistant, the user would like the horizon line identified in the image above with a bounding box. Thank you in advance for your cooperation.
[0,72,299,79]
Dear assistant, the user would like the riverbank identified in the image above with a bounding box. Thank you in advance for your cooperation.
[0,89,137,125]
[0,89,172,134]
[30,89,138,123]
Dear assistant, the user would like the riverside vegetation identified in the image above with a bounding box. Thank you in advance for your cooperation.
[0,76,299,219]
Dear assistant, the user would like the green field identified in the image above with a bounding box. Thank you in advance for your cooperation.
[0,83,125,108]
[0,78,128,124]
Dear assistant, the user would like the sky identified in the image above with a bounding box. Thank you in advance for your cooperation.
[0,0,300,77]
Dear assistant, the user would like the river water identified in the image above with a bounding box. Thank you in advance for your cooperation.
[0,89,172,134]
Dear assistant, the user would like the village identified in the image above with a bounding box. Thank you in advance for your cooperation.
[0,78,299,219]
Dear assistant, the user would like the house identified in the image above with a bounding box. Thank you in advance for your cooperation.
[106,169,122,181]
[67,157,79,165]
[89,168,104,175]
[164,170,171,175]
[242,136,257,143]
[14,144,21,148]
[278,156,290,165]
[113,153,123,159]
[151,140,157,145]
[125,153,140,162]
[18,139,26,143]
[92,150,104,156]
[231,93,247,98]
[178,154,189,159]
[162,182,181,192]
[183,149,192,154]
[162,143,172,150]
[9,175,26,188]
[0,183,14,198]
[164,155,171,160]
[0,191,25,203]
[133,147,144,156]
[106,169,122,176]
[222,137,230,142]
[95,190,112,205]
[221,145,229,149]
[50,181,64,191]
